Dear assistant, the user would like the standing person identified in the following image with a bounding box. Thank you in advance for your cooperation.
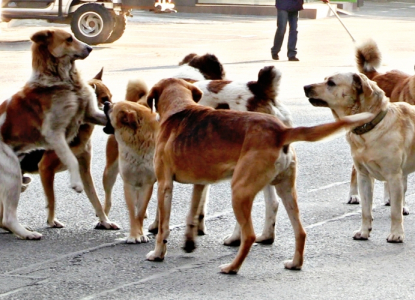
[271,0,329,61]
[271,0,303,61]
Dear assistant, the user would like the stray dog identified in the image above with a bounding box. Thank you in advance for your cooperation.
[148,65,291,246]
[0,29,107,240]
[19,69,119,230]
[102,53,225,218]
[103,90,159,243]
[304,72,415,243]
[346,40,415,212]
[102,79,149,217]
[146,77,373,274]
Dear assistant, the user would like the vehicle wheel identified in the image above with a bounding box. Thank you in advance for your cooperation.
[71,3,114,45]
[104,13,126,44]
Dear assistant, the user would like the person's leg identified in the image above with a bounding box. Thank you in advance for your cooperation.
[271,9,288,59]
[287,11,299,59]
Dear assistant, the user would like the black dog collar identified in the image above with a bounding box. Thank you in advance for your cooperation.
[352,109,388,135]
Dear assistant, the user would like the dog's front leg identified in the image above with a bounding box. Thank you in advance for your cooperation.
[84,101,107,126]
[44,132,83,193]
[348,165,360,204]
[384,176,409,215]
[146,178,173,261]
[386,175,405,243]
[353,171,374,240]
[183,184,205,253]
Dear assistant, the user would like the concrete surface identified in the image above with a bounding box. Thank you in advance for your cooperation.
[0,1,415,299]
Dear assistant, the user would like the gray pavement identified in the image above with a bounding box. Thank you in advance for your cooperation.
[1,2,415,299]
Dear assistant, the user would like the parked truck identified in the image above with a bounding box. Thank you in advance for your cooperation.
[1,0,176,44]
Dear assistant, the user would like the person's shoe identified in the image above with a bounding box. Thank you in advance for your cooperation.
[288,56,300,61]
[272,54,279,60]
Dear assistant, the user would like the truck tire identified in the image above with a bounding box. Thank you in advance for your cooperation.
[71,3,114,45]
[104,13,126,44]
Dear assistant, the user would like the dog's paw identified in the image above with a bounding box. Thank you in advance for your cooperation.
[47,219,65,228]
[387,232,404,243]
[219,263,239,275]
[94,221,120,230]
[223,234,241,247]
[146,250,164,262]
[283,260,302,270]
[71,182,84,193]
[182,239,196,253]
[147,222,158,234]
[126,234,149,244]
[348,195,360,204]
[353,229,370,240]
[255,234,275,245]
[23,231,42,240]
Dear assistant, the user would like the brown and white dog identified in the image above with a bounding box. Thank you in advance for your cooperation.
[0,29,107,240]
[304,72,415,243]
[145,77,374,274]
[347,40,415,211]
[101,53,225,219]
[19,69,119,230]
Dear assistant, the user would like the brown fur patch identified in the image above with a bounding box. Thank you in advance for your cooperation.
[207,80,231,94]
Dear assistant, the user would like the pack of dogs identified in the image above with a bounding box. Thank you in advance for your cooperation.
[1,29,414,274]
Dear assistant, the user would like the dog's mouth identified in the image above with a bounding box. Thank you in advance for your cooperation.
[308,98,329,107]
[103,101,115,135]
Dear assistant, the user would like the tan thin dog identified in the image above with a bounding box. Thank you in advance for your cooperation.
[146,78,374,274]
[305,72,415,243]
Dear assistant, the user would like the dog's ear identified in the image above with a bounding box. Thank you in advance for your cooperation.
[93,68,104,81]
[147,86,159,112]
[353,73,374,98]
[120,110,139,129]
[187,83,203,103]
[31,30,52,44]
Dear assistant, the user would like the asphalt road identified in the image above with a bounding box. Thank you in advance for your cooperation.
[1,2,415,299]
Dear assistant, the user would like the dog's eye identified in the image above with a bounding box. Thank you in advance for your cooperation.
[66,36,73,43]
[101,96,109,103]
[327,80,336,87]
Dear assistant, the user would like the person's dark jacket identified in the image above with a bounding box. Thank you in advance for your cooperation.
[275,0,304,12]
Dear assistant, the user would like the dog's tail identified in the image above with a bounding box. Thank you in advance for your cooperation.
[284,112,374,145]
[125,78,149,106]
[256,66,281,100]
[355,39,381,79]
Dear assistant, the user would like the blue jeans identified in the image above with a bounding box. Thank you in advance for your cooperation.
[271,9,299,58]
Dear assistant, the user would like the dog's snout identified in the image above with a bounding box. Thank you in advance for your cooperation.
[304,85,313,96]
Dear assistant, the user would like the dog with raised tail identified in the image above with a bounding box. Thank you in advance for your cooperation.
[146,77,373,274]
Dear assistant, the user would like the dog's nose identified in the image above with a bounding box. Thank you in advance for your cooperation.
[86,46,93,53]
[303,85,312,95]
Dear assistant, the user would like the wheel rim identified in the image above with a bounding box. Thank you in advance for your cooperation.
[78,11,104,38]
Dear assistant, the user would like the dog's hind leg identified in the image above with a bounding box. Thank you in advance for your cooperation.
[102,135,119,216]
[255,184,279,244]
[275,170,305,270]
[183,184,205,253]
[38,151,65,228]
[0,142,42,239]
[348,166,360,204]
[77,147,119,230]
